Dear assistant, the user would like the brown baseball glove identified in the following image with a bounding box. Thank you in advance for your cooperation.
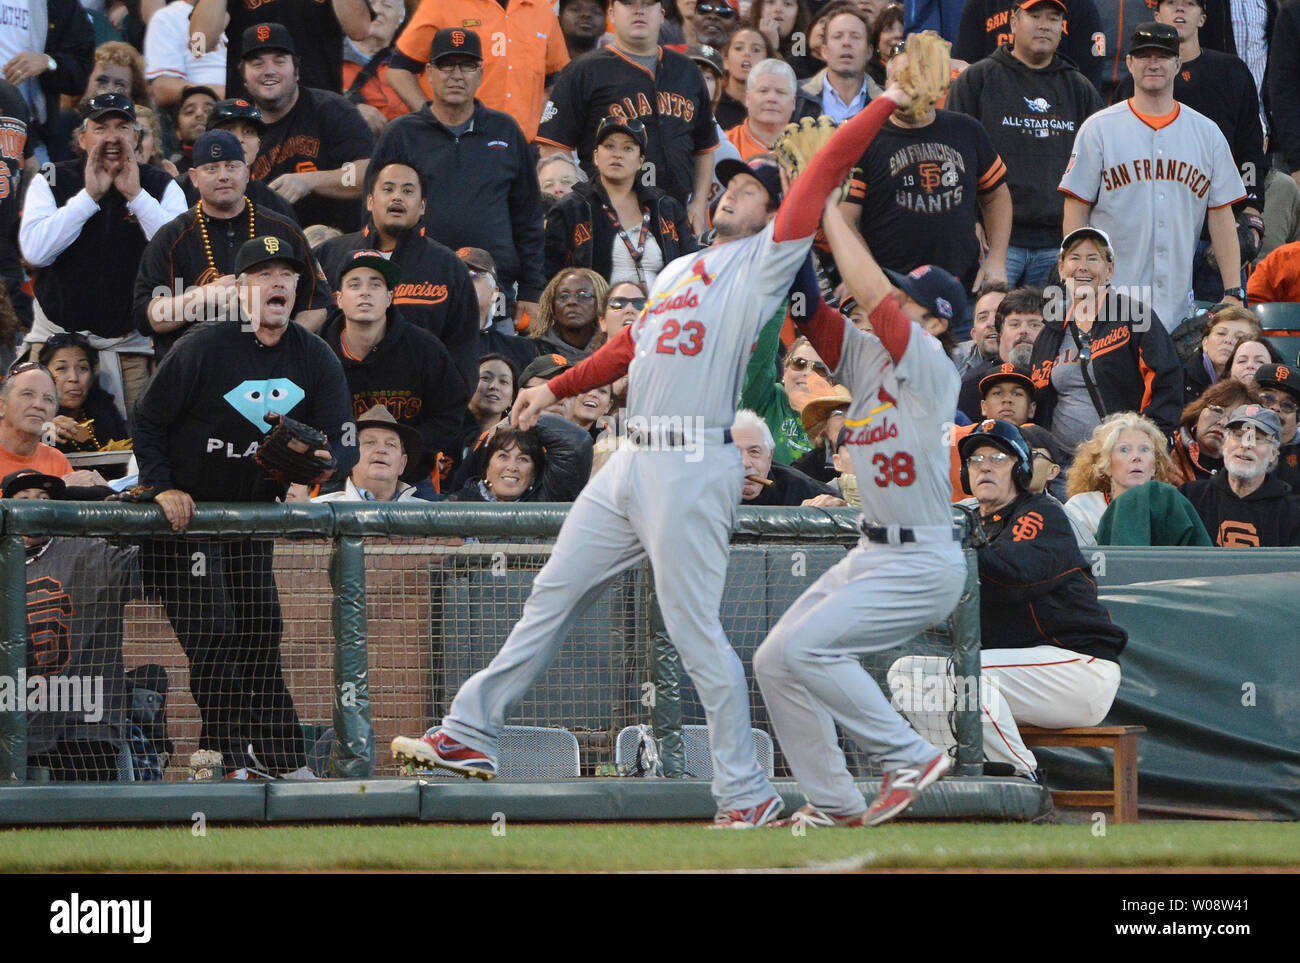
[773,115,855,203]
[894,30,952,119]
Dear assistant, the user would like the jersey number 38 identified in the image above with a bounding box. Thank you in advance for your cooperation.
[655,320,705,356]
[871,451,916,487]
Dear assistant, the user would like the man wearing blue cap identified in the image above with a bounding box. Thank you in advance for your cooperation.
[134,128,330,362]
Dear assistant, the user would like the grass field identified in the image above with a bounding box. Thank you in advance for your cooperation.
[2,821,1297,872]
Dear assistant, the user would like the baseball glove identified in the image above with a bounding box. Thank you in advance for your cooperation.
[1237,209,1264,263]
[255,412,336,486]
[894,30,951,119]
[105,484,156,503]
[774,115,855,203]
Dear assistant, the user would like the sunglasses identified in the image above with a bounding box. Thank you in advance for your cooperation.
[6,360,52,378]
[966,452,1014,466]
[888,40,906,59]
[1031,448,1054,463]
[697,2,737,17]
[608,296,646,311]
[43,332,93,351]
[555,289,596,304]
[1258,391,1299,415]
[786,356,832,379]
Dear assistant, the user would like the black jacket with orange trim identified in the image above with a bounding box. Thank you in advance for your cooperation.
[316,220,480,393]
[1028,290,1185,439]
[977,491,1127,661]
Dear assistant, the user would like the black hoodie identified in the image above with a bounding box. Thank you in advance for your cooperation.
[952,0,1105,90]
[1181,470,1300,546]
[946,45,1103,248]
[320,311,470,483]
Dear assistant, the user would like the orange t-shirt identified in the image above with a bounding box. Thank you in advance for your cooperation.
[725,121,773,161]
[0,443,72,483]
[396,0,570,141]
[1246,241,1300,304]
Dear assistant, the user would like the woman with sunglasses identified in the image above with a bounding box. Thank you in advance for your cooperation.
[528,268,610,363]
[544,116,698,291]
[36,335,128,453]
[740,330,835,464]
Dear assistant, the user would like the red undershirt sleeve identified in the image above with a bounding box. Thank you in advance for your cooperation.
[868,294,912,364]
[547,325,636,398]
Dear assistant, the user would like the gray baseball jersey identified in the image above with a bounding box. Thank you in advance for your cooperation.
[627,223,813,426]
[1059,101,1246,331]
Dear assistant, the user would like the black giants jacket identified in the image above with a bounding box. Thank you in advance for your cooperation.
[978,491,1127,661]
[945,45,1103,248]
[316,221,481,392]
[320,310,470,483]
[543,178,697,283]
[133,318,354,501]
[1029,290,1185,437]
[1180,471,1300,547]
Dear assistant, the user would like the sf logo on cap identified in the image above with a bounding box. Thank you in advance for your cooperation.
[235,99,250,107]
[264,237,281,254]
[257,24,271,42]
[452,29,467,45]
[1278,366,1291,381]
[979,419,996,432]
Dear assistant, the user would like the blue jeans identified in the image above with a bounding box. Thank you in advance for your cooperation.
[1006,245,1058,288]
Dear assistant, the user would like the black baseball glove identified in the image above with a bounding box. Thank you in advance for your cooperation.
[1237,209,1264,264]
[255,412,336,485]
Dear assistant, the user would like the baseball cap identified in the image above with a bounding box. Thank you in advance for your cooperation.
[1016,0,1066,9]
[179,85,219,107]
[979,363,1036,397]
[519,353,573,385]
[81,92,135,122]
[209,98,266,134]
[716,158,784,204]
[1225,403,1282,440]
[1129,21,1180,56]
[191,129,245,166]
[430,27,483,64]
[340,249,401,289]
[354,403,422,458]
[1060,225,1115,260]
[457,246,497,282]
[958,417,1032,465]
[242,22,296,59]
[685,43,724,78]
[1253,363,1299,400]
[2,469,66,500]
[595,115,648,151]
[801,384,852,440]
[1017,424,1064,465]
[235,235,306,274]
[883,264,968,326]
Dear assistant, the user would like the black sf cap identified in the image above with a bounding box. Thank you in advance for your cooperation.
[430,27,483,64]
[81,92,135,122]
[1129,21,1179,57]
[235,235,306,274]
[209,97,266,134]
[596,115,648,151]
[242,22,296,59]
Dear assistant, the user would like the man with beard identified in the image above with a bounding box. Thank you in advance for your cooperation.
[695,0,741,49]
[136,130,329,359]
[319,250,469,494]
[560,0,607,60]
[951,283,1006,378]
[957,286,1045,421]
[315,159,480,391]
[18,94,187,422]
[1181,404,1300,546]
[240,24,374,232]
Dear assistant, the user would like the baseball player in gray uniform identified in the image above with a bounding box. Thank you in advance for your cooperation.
[1059,21,1246,333]
[392,86,917,828]
[753,198,967,828]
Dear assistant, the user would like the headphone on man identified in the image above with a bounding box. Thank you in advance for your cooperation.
[958,419,1033,495]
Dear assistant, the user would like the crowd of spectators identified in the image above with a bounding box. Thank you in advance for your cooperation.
[4,0,1300,780]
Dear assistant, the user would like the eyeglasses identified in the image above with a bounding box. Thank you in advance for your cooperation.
[6,360,52,378]
[1200,404,1229,424]
[468,268,496,284]
[785,356,832,379]
[1226,426,1276,445]
[697,2,737,18]
[607,296,646,311]
[433,60,482,75]
[1258,391,1299,416]
[555,289,596,304]
[965,452,1014,466]
[888,41,906,59]
[1031,448,1054,463]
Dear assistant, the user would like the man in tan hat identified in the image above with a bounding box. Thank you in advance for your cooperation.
[314,404,425,502]
[792,384,852,484]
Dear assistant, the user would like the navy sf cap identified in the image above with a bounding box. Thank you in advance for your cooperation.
[685,43,724,77]
[520,353,572,384]
[2,469,66,500]
[979,362,1036,397]
[883,264,968,324]
[340,249,401,289]
[81,92,135,122]
[209,98,266,134]
[430,27,483,63]
[596,115,648,151]
[1129,21,1180,57]
[191,129,245,165]
[1225,403,1282,440]
[235,235,306,274]
[242,22,296,58]
[716,157,783,204]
